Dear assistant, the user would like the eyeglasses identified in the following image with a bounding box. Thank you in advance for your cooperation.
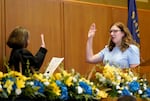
[109,30,121,33]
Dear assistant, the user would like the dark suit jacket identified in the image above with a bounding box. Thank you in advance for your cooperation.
[8,47,47,75]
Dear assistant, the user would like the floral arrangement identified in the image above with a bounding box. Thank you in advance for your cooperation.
[94,64,150,100]
[1,63,150,101]
[0,65,108,101]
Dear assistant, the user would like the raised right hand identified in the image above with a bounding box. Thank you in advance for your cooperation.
[88,23,96,38]
[41,34,46,48]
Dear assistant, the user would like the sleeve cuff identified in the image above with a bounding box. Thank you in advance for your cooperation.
[39,47,47,54]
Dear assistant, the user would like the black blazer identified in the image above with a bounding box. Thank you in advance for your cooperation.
[8,47,47,75]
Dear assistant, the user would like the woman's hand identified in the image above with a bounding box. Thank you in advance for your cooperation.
[88,23,96,38]
[41,34,46,48]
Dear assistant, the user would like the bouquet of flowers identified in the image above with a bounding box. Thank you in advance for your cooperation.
[94,64,150,100]
[50,68,108,101]
[0,65,108,101]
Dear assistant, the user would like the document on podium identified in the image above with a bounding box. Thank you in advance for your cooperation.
[44,57,64,78]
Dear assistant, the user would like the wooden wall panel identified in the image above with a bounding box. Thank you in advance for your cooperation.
[138,10,150,65]
[0,0,2,70]
[0,0,5,71]
[63,1,111,75]
[111,7,127,24]
[5,0,63,73]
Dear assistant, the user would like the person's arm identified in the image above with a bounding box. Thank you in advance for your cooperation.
[86,23,102,63]
[130,64,139,68]
[33,34,47,68]
[19,48,47,71]
[41,34,46,48]
[129,45,140,68]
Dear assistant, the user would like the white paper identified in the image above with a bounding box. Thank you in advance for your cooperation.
[44,57,64,78]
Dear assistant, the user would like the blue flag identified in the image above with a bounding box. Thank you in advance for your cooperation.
[127,0,140,43]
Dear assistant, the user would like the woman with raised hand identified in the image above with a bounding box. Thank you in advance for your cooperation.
[7,26,47,76]
[86,22,140,68]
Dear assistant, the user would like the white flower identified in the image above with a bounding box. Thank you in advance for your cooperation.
[117,76,121,81]
[133,77,138,81]
[26,81,34,86]
[0,84,2,89]
[112,82,117,85]
[126,82,129,84]
[143,86,147,90]
[95,88,100,93]
[140,79,144,82]
[138,90,143,94]
[43,74,49,79]
[116,85,120,89]
[99,78,106,83]
[143,84,147,87]
[44,81,49,86]
[118,90,122,94]
[30,81,34,86]
[15,89,22,95]
[73,77,77,82]
[76,86,83,94]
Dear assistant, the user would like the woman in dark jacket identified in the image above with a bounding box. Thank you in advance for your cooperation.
[7,26,47,76]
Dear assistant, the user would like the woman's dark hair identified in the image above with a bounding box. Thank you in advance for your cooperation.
[108,22,139,52]
[7,26,29,49]
[117,95,136,101]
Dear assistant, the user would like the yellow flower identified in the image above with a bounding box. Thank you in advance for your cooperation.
[80,77,90,84]
[92,85,97,90]
[19,75,29,81]
[97,90,108,98]
[103,69,115,81]
[33,73,41,80]
[0,72,3,79]
[49,75,55,81]
[62,70,71,77]
[103,64,122,82]
[16,78,25,89]
[121,73,132,82]
[55,73,62,80]
[4,79,14,94]
[50,82,61,96]
[5,71,17,77]
[13,71,22,77]
[65,76,73,86]
[33,73,47,82]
